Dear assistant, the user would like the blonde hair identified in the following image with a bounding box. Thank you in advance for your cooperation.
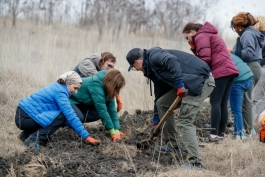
[253,15,265,32]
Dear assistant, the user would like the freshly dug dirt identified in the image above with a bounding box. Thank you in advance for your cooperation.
[0,101,233,177]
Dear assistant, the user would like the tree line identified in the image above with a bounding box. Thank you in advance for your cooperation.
[0,0,217,39]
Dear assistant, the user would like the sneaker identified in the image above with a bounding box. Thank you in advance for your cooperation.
[24,137,40,149]
[242,129,252,139]
[205,134,219,142]
[155,145,182,154]
[204,124,211,128]
[251,128,257,135]
[174,162,202,169]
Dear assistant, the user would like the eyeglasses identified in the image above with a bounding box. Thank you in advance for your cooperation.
[106,62,114,69]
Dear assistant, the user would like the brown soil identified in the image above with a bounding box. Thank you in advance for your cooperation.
[0,102,233,177]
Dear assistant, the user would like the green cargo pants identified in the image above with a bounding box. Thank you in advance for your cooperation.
[156,75,215,163]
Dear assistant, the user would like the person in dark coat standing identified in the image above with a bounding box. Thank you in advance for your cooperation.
[183,22,239,141]
[231,12,265,137]
[126,47,215,169]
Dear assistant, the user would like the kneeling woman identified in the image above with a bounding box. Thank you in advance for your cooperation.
[15,71,100,148]
[69,69,126,142]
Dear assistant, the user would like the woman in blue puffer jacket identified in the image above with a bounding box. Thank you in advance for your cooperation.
[15,71,101,148]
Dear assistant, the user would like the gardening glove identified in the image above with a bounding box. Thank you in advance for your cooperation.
[109,128,121,142]
[111,134,121,142]
[85,136,101,145]
[177,86,187,98]
[119,131,126,137]
[116,95,123,112]
[188,40,195,49]
[151,123,161,137]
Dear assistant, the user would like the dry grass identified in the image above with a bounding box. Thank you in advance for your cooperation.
[1,19,264,177]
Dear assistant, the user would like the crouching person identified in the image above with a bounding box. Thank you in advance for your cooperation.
[15,71,101,149]
[69,69,126,142]
[126,47,215,169]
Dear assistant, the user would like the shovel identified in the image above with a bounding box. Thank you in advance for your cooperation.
[139,96,182,148]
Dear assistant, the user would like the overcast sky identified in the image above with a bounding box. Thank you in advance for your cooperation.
[206,0,265,37]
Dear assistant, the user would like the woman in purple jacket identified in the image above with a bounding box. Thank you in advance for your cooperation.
[182,22,239,141]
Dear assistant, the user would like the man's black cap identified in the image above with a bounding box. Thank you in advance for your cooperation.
[126,48,141,71]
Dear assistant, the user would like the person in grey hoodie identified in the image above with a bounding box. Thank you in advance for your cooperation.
[252,15,265,123]
[231,12,265,137]
[72,52,123,121]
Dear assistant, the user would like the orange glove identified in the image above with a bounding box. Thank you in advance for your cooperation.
[227,48,232,53]
[119,131,126,137]
[188,40,195,49]
[111,134,121,142]
[85,136,101,145]
[116,95,123,112]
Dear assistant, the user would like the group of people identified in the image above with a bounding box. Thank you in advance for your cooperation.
[15,12,265,169]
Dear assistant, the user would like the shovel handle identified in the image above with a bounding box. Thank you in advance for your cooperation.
[151,96,182,140]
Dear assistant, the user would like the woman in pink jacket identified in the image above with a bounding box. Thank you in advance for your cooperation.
[183,22,239,141]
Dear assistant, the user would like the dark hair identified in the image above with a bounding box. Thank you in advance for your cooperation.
[231,12,257,29]
[104,69,125,98]
[182,23,203,33]
[99,52,116,67]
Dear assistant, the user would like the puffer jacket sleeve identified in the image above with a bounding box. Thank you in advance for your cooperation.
[88,77,115,130]
[55,91,90,140]
[106,99,120,130]
[194,34,212,65]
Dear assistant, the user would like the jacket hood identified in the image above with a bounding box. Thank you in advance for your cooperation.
[196,22,218,35]
[90,53,101,70]
[245,27,265,48]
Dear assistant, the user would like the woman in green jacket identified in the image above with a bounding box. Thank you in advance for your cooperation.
[69,69,125,142]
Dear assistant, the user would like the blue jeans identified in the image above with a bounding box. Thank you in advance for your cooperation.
[229,78,252,136]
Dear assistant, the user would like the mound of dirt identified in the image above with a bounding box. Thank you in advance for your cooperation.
[1,101,233,177]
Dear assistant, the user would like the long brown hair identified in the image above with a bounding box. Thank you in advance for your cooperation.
[182,23,203,33]
[99,52,116,66]
[104,69,125,98]
[231,12,257,29]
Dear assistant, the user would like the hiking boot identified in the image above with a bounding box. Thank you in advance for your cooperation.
[155,145,182,154]
[24,137,40,149]
[18,131,30,142]
[205,134,219,142]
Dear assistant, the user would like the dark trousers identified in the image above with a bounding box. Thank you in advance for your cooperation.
[210,75,235,136]
[71,104,100,123]
[15,106,67,143]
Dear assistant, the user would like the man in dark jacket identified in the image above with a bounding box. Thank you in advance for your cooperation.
[126,47,215,169]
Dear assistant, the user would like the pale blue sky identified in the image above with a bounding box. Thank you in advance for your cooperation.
[206,0,265,37]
